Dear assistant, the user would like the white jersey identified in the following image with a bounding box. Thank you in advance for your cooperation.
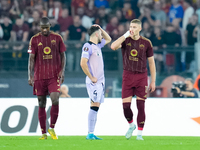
[81,39,106,84]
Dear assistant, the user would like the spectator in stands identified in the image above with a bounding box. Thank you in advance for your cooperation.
[196,0,200,24]
[94,7,109,29]
[137,0,153,14]
[48,0,62,20]
[0,0,11,19]
[9,0,21,20]
[188,14,198,45]
[106,16,119,39]
[151,1,167,29]
[49,17,60,33]
[11,17,29,58]
[65,15,86,71]
[138,6,156,26]
[140,21,153,39]
[34,4,47,17]
[58,8,73,38]
[29,10,40,38]
[94,0,109,8]
[168,0,184,27]
[161,0,171,14]
[65,15,87,42]
[150,26,164,74]
[116,9,127,23]
[162,24,181,47]
[1,16,12,42]
[76,6,93,30]
[0,24,3,40]
[85,0,97,19]
[122,2,136,21]
[71,0,86,17]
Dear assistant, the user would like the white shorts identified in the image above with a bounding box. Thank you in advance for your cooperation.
[86,83,105,103]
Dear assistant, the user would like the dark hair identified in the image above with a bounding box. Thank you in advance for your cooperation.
[184,0,192,5]
[40,17,51,26]
[88,26,100,36]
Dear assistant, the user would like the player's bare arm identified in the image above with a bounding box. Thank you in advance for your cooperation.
[148,56,156,93]
[28,53,35,86]
[111,31,130,50]
[92,24,111,45]
[80,57,97,83]
[59,52,66,84]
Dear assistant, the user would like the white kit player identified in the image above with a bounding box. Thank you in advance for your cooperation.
[80,24,111,140]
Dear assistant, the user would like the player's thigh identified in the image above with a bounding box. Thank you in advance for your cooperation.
[122,78,135,99]
[48,77,60,94]
[135,81,148,100]
[34,80,48,96]
[86,83,104,104]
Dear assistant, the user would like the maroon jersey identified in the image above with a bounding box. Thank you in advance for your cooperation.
[121,36,153,73]
[28,32,66,80]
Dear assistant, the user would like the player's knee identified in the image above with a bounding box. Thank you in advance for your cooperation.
[38,101,46,108]
[90,106,99,112]
[136,100,145,112]
[52,99,59,105]
[123,102,131,110]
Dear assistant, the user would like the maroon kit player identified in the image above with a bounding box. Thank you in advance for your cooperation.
[28,17,66,140]
[111,19,156,140]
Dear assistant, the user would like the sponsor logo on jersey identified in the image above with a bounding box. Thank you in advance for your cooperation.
[51,40,56,45]
[43,47,51,54]
[38,42,43,46]
[130,49,137,57]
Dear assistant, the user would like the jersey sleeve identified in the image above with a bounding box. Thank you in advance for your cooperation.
[146,40,154,58]
[28,37,37,54]
[58,35,66,53]
[81,43,92,59]
[98,38,106,48]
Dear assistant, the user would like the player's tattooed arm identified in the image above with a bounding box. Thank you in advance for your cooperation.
[92,24,111,45]
[148,56,156,93]
[80,57,97,83]
[59,52,66,84]
[28,54,35,86]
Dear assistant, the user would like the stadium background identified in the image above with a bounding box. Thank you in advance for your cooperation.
[1,0,200,142]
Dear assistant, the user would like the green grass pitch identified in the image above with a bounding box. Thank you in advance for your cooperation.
[0,136,200,150]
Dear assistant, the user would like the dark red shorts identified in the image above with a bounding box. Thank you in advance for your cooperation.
[122,70,148,99]
[33,77,60,96]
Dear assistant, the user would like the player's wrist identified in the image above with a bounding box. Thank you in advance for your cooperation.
[123,31,130,39]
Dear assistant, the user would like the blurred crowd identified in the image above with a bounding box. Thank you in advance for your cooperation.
[0,0,199,73]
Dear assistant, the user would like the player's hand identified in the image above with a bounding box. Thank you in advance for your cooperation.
[59,71,64,84]
[92,24,101,29]
[123,31,130,38]
[175,87,181,93]
[28,76,34,86]
[91,76,97,83]
[149,82,155,93]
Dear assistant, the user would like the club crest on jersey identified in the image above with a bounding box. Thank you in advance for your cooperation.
[51,40,56,45]
[84,47,89,52]
[130,49,137,57]
[139,44,144,49]
[43,47,51,54]
[38,42,43,46]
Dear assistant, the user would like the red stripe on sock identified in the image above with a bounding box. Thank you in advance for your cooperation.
[128,120,133,124]
[138,127,143,130]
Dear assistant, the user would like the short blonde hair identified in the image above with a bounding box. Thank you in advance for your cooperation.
[130,19,142,25]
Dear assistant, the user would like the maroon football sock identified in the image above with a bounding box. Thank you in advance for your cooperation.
[38,107,46,134]
[50,105,59,128]
[123,102,133,123]
[136,100,145,130]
